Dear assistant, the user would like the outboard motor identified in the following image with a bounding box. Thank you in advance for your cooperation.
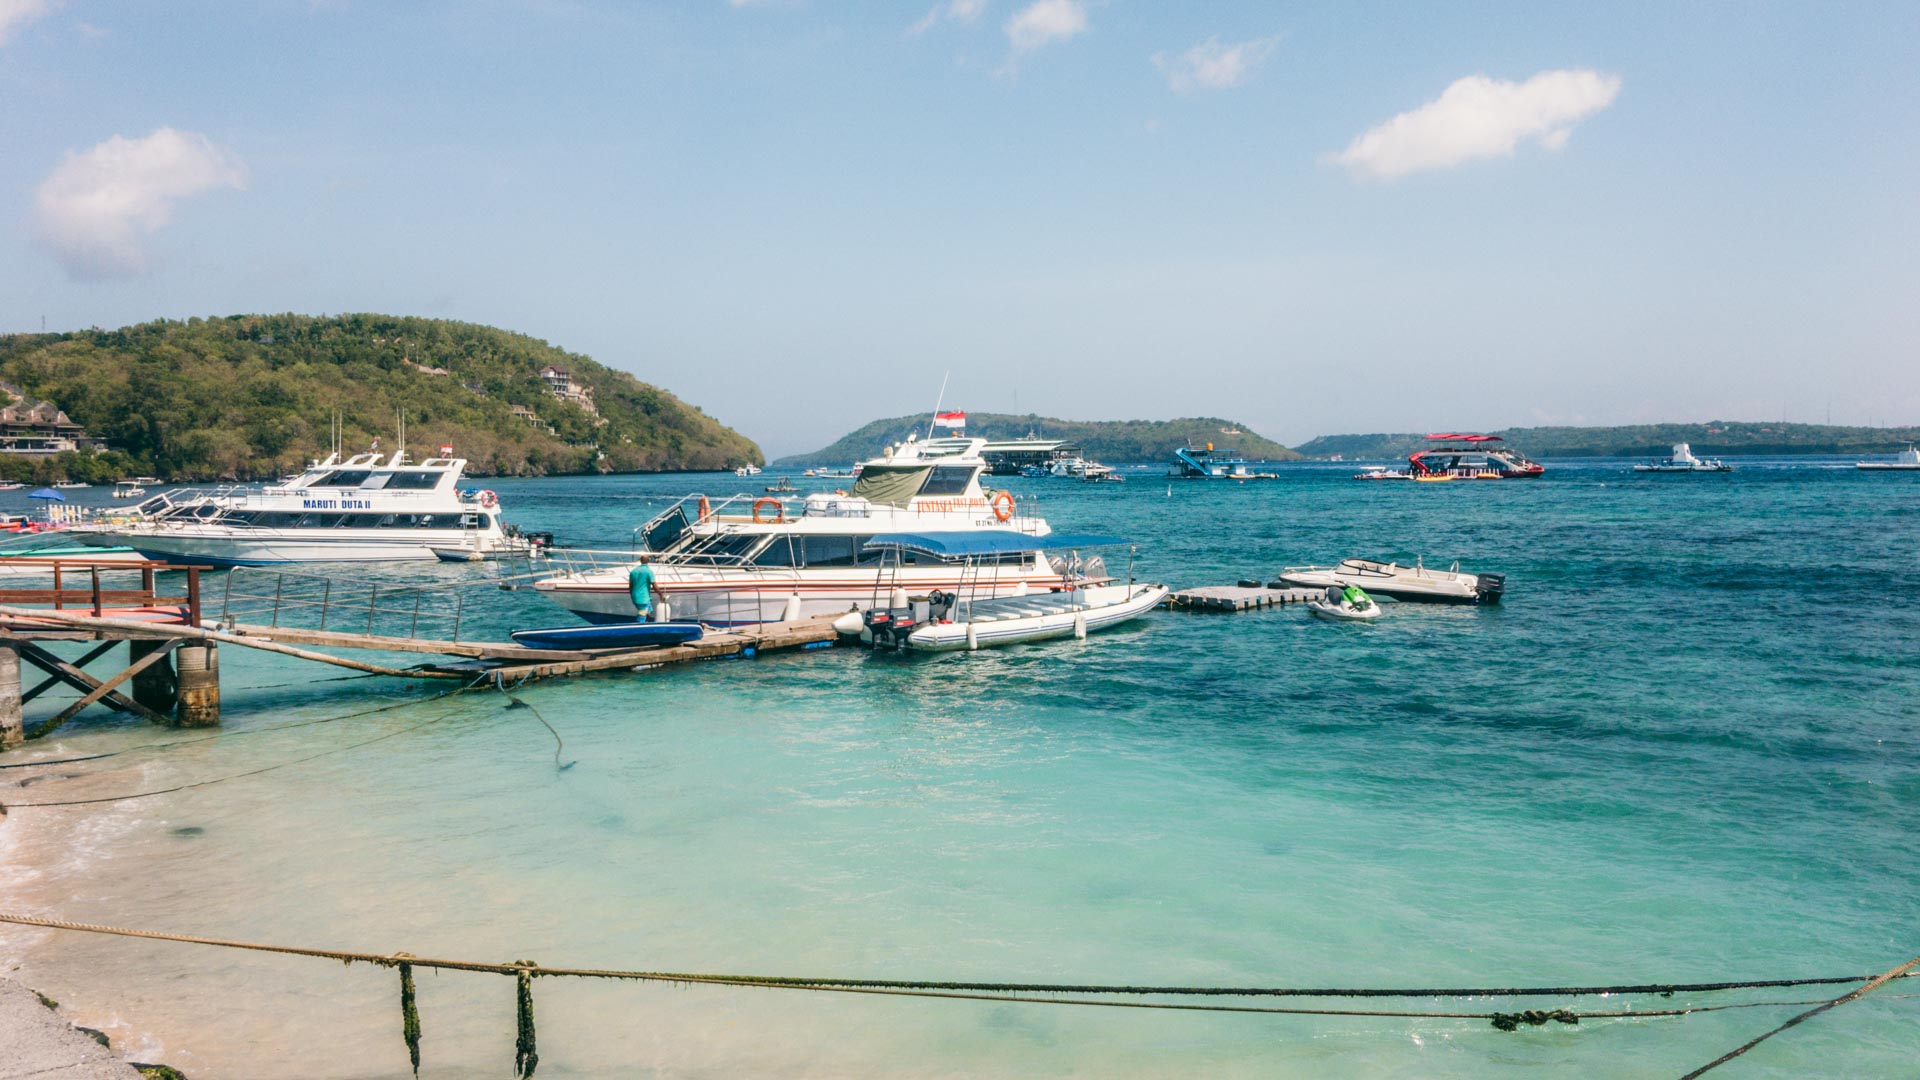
[862,606,917,650]
[1474,572,1506,604]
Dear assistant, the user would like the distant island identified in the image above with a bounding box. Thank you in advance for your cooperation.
[0,314,761,483]
[1295,422,1920,460]
[773,413,1303,469]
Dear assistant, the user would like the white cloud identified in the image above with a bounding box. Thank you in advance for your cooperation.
[909,0,985,35]
[0,0,58,45]
[32,127,250,281]
[1153,34,1279,94]
[1004,0,1085,52]
[1329,68,1622,180]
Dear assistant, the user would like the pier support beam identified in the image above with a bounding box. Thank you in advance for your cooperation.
[174,644,220,728]
[0,639,21,750]
[129,640,178,714]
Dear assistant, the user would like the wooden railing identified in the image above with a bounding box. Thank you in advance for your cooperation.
[0,558,208,627]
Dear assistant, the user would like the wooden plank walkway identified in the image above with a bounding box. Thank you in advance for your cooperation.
[1162,585,1323,612]
[449,616,841,681]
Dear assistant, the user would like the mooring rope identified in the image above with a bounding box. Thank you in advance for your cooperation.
[0,680,476,772]
[504,694,574,771]
[0,912,1911,1077]
[1677,954,1920,1078]
[0,681,494,807]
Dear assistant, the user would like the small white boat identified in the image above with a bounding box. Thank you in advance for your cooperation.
[113,479,151,499]
[1857,447,1920,471]
[734,464,763,477]
[52,481,90,489]
[846,532,1165,652]
[1633,443,1731,473]
[1279,558,1505,604]
[1353,466,1409,481]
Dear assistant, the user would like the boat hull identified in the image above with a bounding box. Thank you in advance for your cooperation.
[510,622,703,650]
[537,566,1080,626]
[83,528,511,566]
[1278,563,1498,604]
[896,584,1168,651]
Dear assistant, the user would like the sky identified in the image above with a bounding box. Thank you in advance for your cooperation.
[3,1,1918,457]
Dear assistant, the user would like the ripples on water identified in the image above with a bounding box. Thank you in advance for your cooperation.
[2,461,1917,1077]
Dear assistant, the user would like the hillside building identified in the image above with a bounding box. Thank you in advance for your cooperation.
[0,382,98,455]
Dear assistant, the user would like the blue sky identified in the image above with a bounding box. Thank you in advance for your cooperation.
[3,1,1917,456]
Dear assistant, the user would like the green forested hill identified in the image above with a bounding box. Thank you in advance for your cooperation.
[1293,422,1920,460]
[0,314,760,481]
[774,413,1302,469]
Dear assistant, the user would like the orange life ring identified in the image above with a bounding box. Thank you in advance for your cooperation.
[752,497,785,524]
[991,491,1015,522]
[696,496,711,522]
[478,489,498,508]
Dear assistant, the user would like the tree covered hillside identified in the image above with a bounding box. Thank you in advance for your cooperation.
[776,413,1302,468]
[0,314,760,481]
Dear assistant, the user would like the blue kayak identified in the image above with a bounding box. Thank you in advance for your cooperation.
[510,621,704,651]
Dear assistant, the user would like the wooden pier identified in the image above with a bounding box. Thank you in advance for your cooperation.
[1162,584,1323,612]
[0,557,842,751]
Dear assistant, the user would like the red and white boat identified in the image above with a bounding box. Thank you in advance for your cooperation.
[534,435,1097,626]
[1355,434,1545,481]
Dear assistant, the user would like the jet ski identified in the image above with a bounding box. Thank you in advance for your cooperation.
[1307,585,1381,622]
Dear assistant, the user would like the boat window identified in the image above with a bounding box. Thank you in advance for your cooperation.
[313,470,373,487]
[475,514,492,530]
[642,509,690,553]
[192,504,220,520]
[383,471,443,490]
[687,533,764,562]
[753,537,800,567]
[360,473,392,490]
[917,465,976,497]
[801,535,856,567]
[219,510,257,526]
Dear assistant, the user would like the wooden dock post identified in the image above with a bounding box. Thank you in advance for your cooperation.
[129,639,179,714]
[174,643,220,727]
[0,638,22,750]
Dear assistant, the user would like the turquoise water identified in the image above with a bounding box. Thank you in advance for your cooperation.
[2,462,1917,1077]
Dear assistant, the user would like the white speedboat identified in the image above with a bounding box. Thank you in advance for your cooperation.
[112,478,156,499]
[1353,466,1409,481]
[734,464,763,477]
[1279,558,1505,605]
[1633,443,1731,473]
[535,435,1084,626]
[52,481,90,489]
[78,451,515,566]
[1857,447,1920,471]
[846,532,1166,651]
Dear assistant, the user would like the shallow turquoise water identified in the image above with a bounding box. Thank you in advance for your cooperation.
[2,462,1918,1077]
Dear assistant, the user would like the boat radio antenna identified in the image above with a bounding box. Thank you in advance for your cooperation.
[927,371,950,440]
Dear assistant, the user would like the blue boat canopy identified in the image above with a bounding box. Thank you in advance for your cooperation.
[862,531,1129,557]
[27,488,64,501]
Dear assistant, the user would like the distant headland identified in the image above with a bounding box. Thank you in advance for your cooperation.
[1294,422,1920,460]
[773,413,1303,469]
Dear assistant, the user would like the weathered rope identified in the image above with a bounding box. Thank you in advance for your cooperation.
[0,911,1909,1001]
[0,681,476,771]
[1678,954,1920,1078]
[505,694,573,771]
[1,683,491,807]
[3,912,1913,1074]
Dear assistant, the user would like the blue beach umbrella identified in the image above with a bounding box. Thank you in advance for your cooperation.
[28,488,64,501]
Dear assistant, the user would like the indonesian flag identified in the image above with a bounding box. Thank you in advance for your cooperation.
[935,410,966,430]
[439,444,454,457]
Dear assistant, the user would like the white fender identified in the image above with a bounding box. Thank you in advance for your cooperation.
[654,600,672,623]
[1013,580,1030,597]
[966,624,978,651]
[1073,614,1087,639]
[781,593,803,623]
[889,587,909,609]
[831,610,865,636]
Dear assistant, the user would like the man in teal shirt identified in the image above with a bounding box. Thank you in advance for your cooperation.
[628,554,656,622]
